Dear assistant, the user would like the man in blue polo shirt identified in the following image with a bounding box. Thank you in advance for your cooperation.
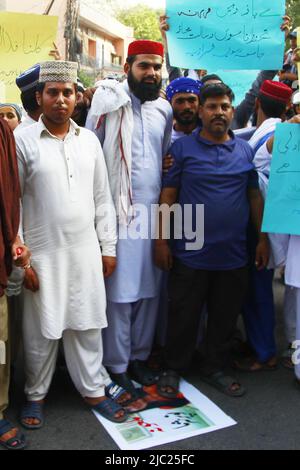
[155,83,269,398]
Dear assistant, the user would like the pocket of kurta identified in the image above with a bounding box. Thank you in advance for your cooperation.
[0,295,8,342]
[0,341,5,365]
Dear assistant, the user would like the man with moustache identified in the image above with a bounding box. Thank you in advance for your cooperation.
[15,61,128,429]
[155,83,269,398]
[87,40,173,400]
[165,77,202,144]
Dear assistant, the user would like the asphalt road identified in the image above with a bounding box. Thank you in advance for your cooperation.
[3,273,299,451]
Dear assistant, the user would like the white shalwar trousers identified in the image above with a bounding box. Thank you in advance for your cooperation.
[294,288,300,380]
[23,308,111,401]
[103,297,160,374]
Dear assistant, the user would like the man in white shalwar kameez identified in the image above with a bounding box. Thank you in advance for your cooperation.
[253,115,300,386]
[15,61,128,428]
[235,80,293,372]
[86,40,173,396]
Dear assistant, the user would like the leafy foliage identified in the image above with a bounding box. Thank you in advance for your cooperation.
[286,0,300,30]
[78,70,95,88]
[116,4,163,42]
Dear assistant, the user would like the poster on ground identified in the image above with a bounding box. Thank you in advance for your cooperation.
[93,379,236,450]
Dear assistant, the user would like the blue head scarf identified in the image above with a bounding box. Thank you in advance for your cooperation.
[166,77,202,102]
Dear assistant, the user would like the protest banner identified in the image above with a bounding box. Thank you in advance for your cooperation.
[262,123,300,235]
[0,12,58,103]
[166,0,285,71]
[215,70,259,105]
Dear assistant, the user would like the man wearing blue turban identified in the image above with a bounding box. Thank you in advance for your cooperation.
[166,77,202,144]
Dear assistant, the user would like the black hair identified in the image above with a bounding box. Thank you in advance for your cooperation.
[199,83,235,104]
[258,92,286,118]
[126,55,137,66]
[201,74,223,85]
[36,82,78,93]
[20,88,40,112]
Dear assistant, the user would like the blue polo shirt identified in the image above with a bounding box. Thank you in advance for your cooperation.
[162,131,258,270]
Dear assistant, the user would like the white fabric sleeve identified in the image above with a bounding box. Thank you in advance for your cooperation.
[15,140,26,242]
[162,107,174,156]
[86,108,106,145]
[93,138,117,257]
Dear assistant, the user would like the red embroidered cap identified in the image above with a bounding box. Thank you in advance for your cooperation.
[128,40,164,57]
[260,80,293,103]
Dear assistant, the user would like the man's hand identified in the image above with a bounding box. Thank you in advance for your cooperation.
[23,266,39,292]
[159,14,169,42]
[163,154,174,173]
[102,256,117,278]
[292,47,300,63]
[83,87,97,109]
[281,15,291,40]
[154,240,173,271]
[49,42,62,60]
[255,235,270,270]
[278,70,298,82]
[288,114,300,124]
[11,237,31,268]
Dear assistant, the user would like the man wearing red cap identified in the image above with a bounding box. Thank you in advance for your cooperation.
[253,108,300,389]
[235,80,293,372]
[87,40,173,400]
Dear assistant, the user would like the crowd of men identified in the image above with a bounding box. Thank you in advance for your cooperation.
[0,13,300,450]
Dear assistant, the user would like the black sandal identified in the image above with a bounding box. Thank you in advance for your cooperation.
[128,360,158,386]
[200,371,246,397]
[157,369,180,398]
[110,372,143,401]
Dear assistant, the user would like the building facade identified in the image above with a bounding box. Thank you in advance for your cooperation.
[79,1,134,81]
[0,0,135,83]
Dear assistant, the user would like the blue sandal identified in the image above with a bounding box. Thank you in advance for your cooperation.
[105,381,147,413]
[105,382,131,405]
[20,401,44,430]
[0,419,26,450]
[91,398,127,423]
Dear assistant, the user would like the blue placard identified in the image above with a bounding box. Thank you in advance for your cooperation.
[215,70,259,105]
[262,123,300,235]
[166,0,285,70]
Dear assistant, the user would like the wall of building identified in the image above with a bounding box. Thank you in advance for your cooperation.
[79,1,134,79]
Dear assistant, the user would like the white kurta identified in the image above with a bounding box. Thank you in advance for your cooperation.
[15,118,117,339]
[14,115,36,135]
[104,86,173,303]
[250,118,287,268]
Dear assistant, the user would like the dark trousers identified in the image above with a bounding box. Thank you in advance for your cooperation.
[164,258,248,376]
[243,267,276,363]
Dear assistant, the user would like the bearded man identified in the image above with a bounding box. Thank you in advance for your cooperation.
[87,40,173,402]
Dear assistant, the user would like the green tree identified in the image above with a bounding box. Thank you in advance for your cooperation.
[286,0,300,29]
[116,4,163,42]
[78,70,95,88]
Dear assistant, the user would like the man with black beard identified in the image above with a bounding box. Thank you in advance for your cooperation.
[86,40,173,406]
[165,77,202,144]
